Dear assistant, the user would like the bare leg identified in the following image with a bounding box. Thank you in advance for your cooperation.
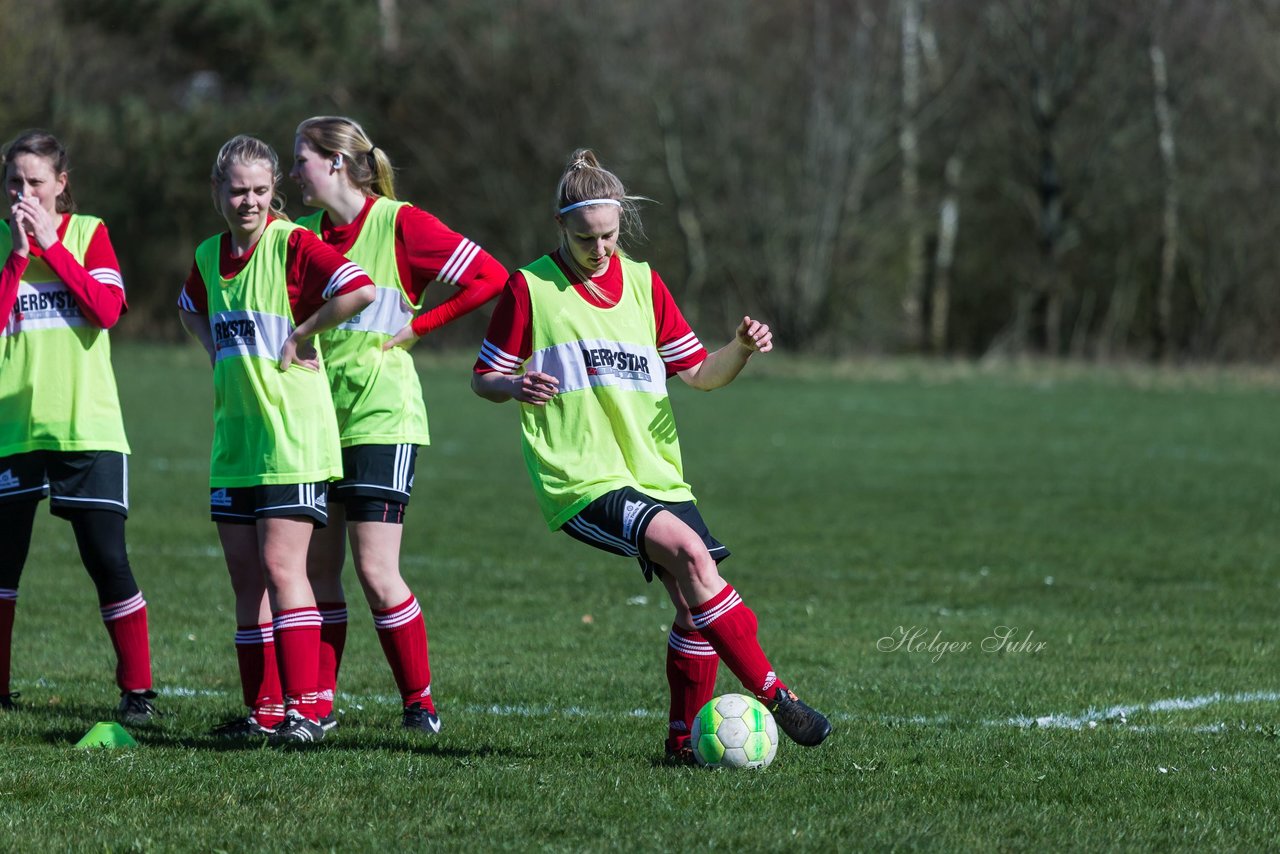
[306,502,347,603]
[349,520,411,610]
[259,517,318,612]
[643,510,726,607]
[258,516,321,723]
[350,518,433,719]
[307,503,348,720]
[218,522,269,625]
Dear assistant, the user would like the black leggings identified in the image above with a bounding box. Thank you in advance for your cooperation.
[0,502,139,605]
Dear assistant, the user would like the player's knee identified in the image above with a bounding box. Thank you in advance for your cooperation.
[684,554,722,591]
[670,601,697,627]
[71,512,138,603]
[83,546,138,604]
[0,500,39,587]
[661,536,717,584]
[355,559,402,593]
[261,557,300,587]
[225,556,265,596]
[306,548,345,581]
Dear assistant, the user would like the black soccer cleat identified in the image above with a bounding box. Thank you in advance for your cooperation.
[267,710,326,746]
[319,713,339,733]
[766,687,832,747]
[663,743,697,767]
[0,692,20,711]
[402,702,442,734]
[210,715,272,739]
[116,690,160,726]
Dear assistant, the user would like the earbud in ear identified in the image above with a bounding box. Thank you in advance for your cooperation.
[332,155,343,169]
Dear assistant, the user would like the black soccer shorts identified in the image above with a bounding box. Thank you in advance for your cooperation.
[0,450,129,517]
[561,486,730,582]
[210,482,329,526]
[327,443,417,524]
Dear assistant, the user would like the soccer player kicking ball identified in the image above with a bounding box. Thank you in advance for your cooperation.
[472,149,832,764]
[178,135,374,745]
[290,116,507,735]
[0,130,158,725]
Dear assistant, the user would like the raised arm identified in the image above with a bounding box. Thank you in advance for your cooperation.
[40,221,127,329]
[677,316,772,391]
[13,207,126,329]
[0,248,26,324]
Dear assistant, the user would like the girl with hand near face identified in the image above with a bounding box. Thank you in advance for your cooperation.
[0,130,159,725]
[178,134,375,745]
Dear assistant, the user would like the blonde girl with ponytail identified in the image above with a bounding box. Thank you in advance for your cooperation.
[290,116,508,734]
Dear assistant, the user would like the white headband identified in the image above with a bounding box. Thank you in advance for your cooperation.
[558,198,622,215]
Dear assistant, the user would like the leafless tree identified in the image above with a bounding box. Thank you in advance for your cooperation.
[980,0,1116,356]
[1148,30,1178,363]
[900,0,925,345]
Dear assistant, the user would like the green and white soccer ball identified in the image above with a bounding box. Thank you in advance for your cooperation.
[691,693,779,769]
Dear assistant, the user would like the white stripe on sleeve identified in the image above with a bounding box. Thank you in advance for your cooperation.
[658,331,702,363]
[89,268,124,290]
[322,262,366,299]
[478,340,523,374]
[438,239,479,285]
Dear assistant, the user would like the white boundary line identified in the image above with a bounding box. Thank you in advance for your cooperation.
[29,683,1280,733]
[1003,690,1280,731]
[870,690,1280,732]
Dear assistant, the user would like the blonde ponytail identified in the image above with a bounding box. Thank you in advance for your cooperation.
[296,115,398,200]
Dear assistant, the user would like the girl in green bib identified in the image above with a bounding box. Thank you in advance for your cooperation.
[289,116,507,734]
[0,130,158,725]
[179,135,375,745]
[472,149,831,763]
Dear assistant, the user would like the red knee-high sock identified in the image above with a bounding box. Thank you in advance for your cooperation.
[690,585,786,700]
[273,607,321,722]
[373,595,434,712]
[100,592,152,693]
[235,623,284,727]
[666,625,719,750]
[315,601,347,718]
[0,590,16,696]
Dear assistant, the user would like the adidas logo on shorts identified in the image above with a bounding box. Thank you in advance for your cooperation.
[0,470,18,491]
[210,488,233,507]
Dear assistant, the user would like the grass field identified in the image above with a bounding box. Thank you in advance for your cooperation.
[2,343,1279,851]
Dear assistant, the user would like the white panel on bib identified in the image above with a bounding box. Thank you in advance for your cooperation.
[336,286,414,336]
[2,280,88,335]
[528,338,666,395]
[212,310,294,363]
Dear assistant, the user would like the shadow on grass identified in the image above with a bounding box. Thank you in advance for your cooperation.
[38,724,529,759]
[4,698,136,740]
[14,699,528,759]
[645,755,703,771]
